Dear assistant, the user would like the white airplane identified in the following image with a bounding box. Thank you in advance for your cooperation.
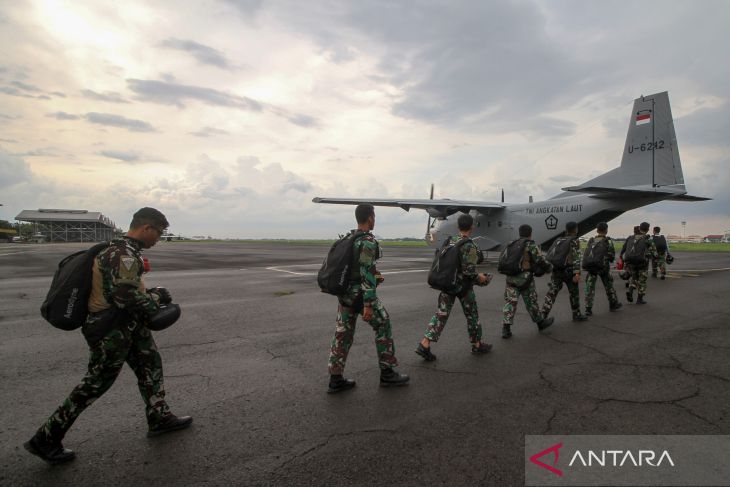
[313,92,710,250]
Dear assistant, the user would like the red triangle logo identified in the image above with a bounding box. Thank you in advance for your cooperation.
[529,442,564,477]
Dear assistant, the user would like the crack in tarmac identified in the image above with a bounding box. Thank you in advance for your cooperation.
[584,322,643,337]
[542,334,613,359]
[275,428,397,472]
[409,364,478,376]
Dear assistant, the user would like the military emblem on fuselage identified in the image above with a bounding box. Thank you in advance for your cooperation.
[545,214,558,230]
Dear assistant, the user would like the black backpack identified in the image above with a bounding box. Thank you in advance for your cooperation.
[41,242,111,330]
[427,237,471,294]
[653,235,668,252]
[546,236,576,271]
[317,231,366,295]
[582,237,609,274]
[498,238,527,275]
[624,235,648,266]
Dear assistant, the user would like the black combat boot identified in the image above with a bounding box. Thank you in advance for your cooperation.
[626,290,634,303]
[501,324,513,339]
[471,342,493,354]
[572,311,588,322]
[415,343,437,361]
[537,316,555,331]
[636,295,647,305]
[327,375,356,394]
[660,274,666,280]
[24,434,76,464]
[585,307,593,316]
[609,302,623,311]
[380,368,410,387]
[147,414,193,437]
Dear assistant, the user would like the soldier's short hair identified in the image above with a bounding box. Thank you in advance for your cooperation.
[130,207,169,230]
[633,226,641,235]
[457,214,474,231]
[654,226,661,233]
[519,224,532,238]
[596,222,608,233]
[565,221,578,233]
[355,204,375,224]
[640,222,650,233]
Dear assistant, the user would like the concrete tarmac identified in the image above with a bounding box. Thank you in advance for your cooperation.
[1,242,729,486]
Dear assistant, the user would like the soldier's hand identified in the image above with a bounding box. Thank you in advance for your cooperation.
[477,273,489,285]
[362,305,374,321]
[149,287,172,304]
[572,273,580,284]
[375,272,385,284]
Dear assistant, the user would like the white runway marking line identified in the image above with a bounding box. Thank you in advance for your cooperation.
[266,263,428,277]
[0,250,39,257]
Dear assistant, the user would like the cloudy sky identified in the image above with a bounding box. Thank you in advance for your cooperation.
[1,0,728,239]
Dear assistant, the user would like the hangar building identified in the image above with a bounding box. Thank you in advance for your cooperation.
[15,209,117,242]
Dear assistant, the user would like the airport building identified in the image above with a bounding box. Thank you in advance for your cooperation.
[15,209,117,242]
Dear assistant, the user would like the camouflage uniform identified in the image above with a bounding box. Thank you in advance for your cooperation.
[503,240,547,326]
[541,237,582,319]
[424,235,484,344]
[328,231,398,375]
[584,235,620,309]
[36,237,170,444]
[627,234,658,297]
[650,235,668,277]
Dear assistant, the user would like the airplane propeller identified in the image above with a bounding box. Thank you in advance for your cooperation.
[425,183,434,237]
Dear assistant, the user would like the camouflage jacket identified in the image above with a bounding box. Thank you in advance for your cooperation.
[88,236,160,318]
[343,231,381,305]
[640,233,659,261]
[453,234,480,293]
[506,239,549,288]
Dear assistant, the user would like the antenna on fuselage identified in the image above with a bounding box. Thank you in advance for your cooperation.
[501,188,504,203]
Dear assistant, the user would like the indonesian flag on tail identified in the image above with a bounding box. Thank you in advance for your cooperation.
[636,111,651,126]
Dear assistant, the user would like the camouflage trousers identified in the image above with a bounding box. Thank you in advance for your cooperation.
[584,271,619,309]
[503,280,543,326]
[651,253,667,276]
[37,322,170,443]
[328,298,398,375]
[628,265,649,295]
[541,271,581,317]
[424,288,482,344]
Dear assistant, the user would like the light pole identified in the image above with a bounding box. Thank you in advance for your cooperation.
[681,221,686,240]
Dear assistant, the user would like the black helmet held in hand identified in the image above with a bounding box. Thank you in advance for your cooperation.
[147,303,181,331]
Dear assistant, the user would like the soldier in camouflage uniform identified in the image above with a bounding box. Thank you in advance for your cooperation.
[623,221,658,305]
[619,225,641,299]
[327,204,409,393]
[651,226,669,280]
[25,208,192,464]
[583,222,621,315]
[415,214,493,361]
[541,221,587,322]
[501,224,555,339]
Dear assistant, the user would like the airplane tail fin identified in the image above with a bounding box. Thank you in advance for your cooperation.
[562,91,709,200]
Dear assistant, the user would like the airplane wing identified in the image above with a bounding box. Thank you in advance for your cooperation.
[312,197,504,216]
[561,186,711,201]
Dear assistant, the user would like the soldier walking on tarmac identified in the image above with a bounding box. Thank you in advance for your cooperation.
[651,226,670,280]
[541,221,588,323]
[500,224,555,339]
[583,222,622,316]
[25,207,192,464]
[327,204,409,393]
[415,213,493,361]
[621,221,658,304]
